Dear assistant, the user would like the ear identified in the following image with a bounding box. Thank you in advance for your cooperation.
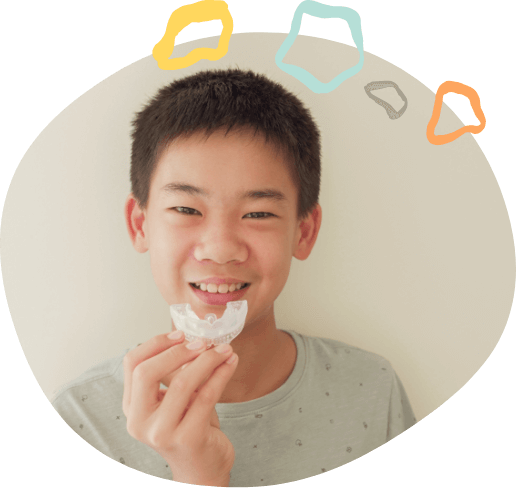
[124,193,149,253]
[293,204,322,261]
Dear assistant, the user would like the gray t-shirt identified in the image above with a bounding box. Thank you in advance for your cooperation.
[51,329,416,486]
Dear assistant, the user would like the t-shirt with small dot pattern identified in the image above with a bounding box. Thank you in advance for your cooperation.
[51,329,416,486]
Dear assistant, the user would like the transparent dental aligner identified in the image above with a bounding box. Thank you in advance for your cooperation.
[169,300,248,347]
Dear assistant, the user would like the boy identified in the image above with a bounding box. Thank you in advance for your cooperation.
[51,68,416,487]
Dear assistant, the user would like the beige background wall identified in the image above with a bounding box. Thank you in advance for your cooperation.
[1,33,514,422]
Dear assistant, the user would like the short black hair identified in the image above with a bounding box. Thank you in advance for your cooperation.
[130,68,321,220]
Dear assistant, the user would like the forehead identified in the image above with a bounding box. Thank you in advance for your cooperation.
[150,129,297,202]
[153,129,291,178]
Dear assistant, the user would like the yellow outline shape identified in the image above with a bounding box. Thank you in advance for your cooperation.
[152,0,233,70]
[427,81,486,145]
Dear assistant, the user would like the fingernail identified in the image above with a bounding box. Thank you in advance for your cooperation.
[215,343,231,354]
[168,330,183,340]
[226,353,237,364]
[186,340,205,350]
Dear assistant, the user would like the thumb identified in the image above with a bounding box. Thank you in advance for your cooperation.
[210,407,220,429]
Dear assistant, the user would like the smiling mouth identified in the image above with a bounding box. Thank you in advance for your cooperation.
[189,283,251,295]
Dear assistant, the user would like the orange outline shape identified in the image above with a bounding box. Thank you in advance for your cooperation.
[427,81,486,145]
[152,0,233,70]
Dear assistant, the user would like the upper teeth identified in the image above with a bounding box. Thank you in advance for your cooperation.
[195,283,245,293]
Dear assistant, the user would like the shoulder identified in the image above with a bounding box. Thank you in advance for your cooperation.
[288,330,396,388]
[298,331,392,369]
[282,330,401,419]
[50,346,135,407]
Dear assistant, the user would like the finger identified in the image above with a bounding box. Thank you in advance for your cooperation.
[180,345,219,379]
[184,356,239,435]
[175,392,218,426]
[165,348,238,439]
[169,349,222,391]
[130,339,208,421]
[160,357,207,392]
[181,361,210,384]
[123,332,186,415]
[176,361,225,424]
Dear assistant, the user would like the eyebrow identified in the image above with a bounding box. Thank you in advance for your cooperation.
[161,182,288,203]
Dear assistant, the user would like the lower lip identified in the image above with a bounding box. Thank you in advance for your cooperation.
[189,283,250,306]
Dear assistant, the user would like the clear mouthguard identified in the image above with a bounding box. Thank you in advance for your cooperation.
[169,300,248,347]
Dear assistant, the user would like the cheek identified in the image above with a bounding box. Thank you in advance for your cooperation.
[148,226,188,283]
[255,233,293,282]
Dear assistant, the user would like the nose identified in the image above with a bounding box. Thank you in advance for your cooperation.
[192,214,249,265]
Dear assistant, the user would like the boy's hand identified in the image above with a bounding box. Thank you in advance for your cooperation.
[123,332,238,486]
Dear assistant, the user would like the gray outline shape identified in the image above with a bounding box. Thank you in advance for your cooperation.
[364,81,408,120]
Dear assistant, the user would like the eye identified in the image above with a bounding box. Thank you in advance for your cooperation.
[171,207,276,220]
[171,207,197,215]
[246,212,276,219]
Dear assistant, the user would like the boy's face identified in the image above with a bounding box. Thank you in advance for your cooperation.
[126,129,321,329]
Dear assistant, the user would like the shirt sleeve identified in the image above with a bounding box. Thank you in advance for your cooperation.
[386,365,417,441]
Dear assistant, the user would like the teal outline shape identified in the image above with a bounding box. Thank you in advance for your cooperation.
[275,1,364,94]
